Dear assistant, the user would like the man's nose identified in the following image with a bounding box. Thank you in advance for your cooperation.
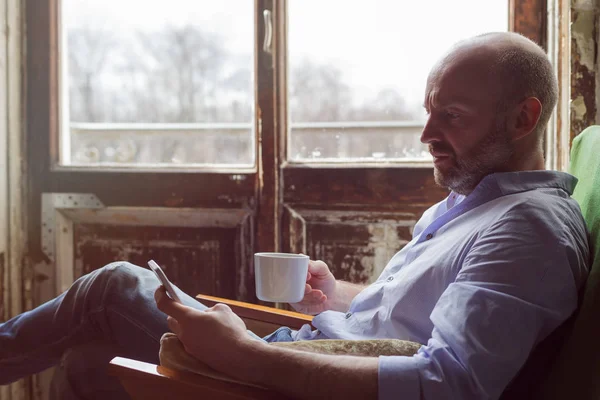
[420,117,441,144]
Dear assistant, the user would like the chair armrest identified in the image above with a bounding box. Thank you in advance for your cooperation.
[196,294,314,337]
[109,356,287,400]
[109,297,314,399]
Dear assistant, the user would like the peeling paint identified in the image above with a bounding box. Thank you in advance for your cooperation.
[32,260,54,309]
[73,223,244,301]
[570,3,597,140]
[303,210,415,285]
[370,224,409,280]
[572,12,596,70]
[571,95,588,120]
[572,0,596,10]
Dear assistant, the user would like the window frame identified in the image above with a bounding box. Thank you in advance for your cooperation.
[273,0,548,210]
[26,0,548,255]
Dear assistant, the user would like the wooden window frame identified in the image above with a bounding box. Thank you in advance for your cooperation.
[26,0,547,256]
[270,0,548,250]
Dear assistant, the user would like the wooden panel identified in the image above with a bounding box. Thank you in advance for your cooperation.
[109,357,286,400]
[24,0,258,265]
[570,1,597,141]
[510,0,547,48]
[283,209,416,284]
[73,224,253,301]
[282,167,445,286]
[283,167,447,212]
[50,172,256,208]
[255,0,282,253]
[281,205,306,255]
[196,294,313,337]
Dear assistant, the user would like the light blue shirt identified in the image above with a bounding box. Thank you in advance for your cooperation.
[300,171,590,399]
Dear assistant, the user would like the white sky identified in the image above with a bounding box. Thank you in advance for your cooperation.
[63,0,508,112]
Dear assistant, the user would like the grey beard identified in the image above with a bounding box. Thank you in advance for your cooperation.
[434,129,514,195]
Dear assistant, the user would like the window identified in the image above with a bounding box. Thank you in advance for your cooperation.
[60,0,508,168]
[288,0,508,162]
[60,0,254,167]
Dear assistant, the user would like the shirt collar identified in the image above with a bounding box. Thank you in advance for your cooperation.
[446,192,465,209]
[415,171,577,245]
[473,170,577,198]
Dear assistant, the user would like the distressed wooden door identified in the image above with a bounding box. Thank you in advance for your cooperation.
[26,0,277,306]
[275,0,547,286]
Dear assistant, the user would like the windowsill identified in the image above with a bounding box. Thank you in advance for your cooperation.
[281,160,433,169]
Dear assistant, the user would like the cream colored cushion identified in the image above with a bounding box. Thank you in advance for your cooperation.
[159,332,421,386]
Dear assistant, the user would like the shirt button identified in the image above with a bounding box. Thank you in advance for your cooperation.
[426,233,433,240]
[386,276,394,282]
[345,312,352,319]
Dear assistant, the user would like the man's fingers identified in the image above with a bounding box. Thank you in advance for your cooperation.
[303,284,322,297]
[304,283,312,294]
[167,316,182,335]
[155,287,190,320]
[308,260,329,278]
[298,289,325,305]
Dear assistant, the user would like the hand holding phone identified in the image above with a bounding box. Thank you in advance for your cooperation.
[148,260,182,304]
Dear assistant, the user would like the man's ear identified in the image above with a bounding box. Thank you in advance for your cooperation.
[508,97,542,141]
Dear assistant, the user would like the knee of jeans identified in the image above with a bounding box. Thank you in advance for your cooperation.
[95,262,144,296]
[104,261,139,274]
[263,326,294,343]
[100,261,141,282]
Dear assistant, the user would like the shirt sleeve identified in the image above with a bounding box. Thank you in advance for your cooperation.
[378,205,585,400]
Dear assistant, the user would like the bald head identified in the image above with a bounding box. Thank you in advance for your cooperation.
[422,32,557,194]
[441,32,558,143]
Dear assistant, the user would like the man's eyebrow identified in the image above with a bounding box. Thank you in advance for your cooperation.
[444,102,477,112]
[423,90,437,110]
[427,98,477,112]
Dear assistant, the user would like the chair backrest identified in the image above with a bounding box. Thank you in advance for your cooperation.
[535,126,600,399]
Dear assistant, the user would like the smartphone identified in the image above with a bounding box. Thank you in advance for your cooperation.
[148,260,182,304]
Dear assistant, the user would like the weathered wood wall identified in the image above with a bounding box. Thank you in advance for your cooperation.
[1,1,27,400]
[571,0,599,138]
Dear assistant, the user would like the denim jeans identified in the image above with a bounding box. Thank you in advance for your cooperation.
[0,262,283,399]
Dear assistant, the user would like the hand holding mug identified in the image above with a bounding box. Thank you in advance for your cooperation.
[290,259,337,315]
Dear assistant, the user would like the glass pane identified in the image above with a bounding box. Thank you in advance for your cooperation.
[288,0,509,162]
[60,0,254,167]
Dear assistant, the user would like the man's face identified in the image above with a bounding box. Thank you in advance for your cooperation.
[420,52,514,195]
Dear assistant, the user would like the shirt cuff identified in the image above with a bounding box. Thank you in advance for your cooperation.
[378,355,424,400]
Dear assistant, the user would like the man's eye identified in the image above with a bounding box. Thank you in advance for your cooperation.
[446,111,460,119]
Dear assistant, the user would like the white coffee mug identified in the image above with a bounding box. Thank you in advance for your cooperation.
[254,252,309,303]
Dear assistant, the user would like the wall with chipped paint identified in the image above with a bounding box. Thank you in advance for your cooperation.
[296,210,417,285]
[0,3,9,400]
[571,0,599,139]
[1,1,27,399]
[0,0,8,327]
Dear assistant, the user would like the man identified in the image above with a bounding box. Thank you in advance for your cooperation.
[1,32,590,400]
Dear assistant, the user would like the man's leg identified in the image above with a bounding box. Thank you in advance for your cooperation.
[49,341,130,400]
[0,261,206,386]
